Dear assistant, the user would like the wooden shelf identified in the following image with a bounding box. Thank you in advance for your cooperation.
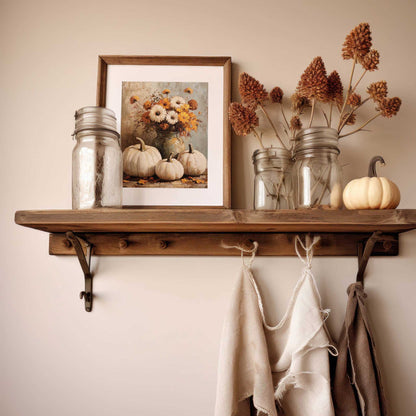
[14,208,416,233]
[14,209,416,257]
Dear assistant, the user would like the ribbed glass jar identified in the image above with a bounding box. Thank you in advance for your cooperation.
[72,107,123,209]
[293,127,342,209]
[253,147,294,210]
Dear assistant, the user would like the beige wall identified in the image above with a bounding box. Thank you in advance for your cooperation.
[1,0,416,414]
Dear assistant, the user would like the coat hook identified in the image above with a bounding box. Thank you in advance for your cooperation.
[66,231,93,312]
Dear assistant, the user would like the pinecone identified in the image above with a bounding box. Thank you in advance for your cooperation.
[367,81,388,102]
[359,49,380,71]
[239,72,268,109]
[379,97,402,118]
[347,93,362,107]
[228,102,259,136]
[290,116,302,131]
[342,23,372,60]
[270,86,284,103]
[327,71,344,105]
[297,56,329,101]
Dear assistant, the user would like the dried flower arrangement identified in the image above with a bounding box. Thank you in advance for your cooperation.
[130,89,200,138]
[229,22,402,150]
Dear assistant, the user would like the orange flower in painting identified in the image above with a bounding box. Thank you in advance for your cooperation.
[160,122,169,130]
[143,100,152,110]
[141,111,151,123]
[158,98,171,110]
[188,99,198,110]
[130,95,139,104]
[162,89,170,94]
[184,87,193,94]
[178,111,190,124]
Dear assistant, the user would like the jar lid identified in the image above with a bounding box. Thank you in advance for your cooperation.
[73,106,119,136]
[252,146,292,163]
[294,127,339,154]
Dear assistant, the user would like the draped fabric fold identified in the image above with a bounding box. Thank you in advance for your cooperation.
[332,282,389,416]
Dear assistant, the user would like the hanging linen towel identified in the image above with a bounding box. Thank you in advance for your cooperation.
[215,238,337,416]
[332,282,389,416]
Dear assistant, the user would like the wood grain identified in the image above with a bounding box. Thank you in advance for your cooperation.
[49,232,399,257]
[15,209,416,233]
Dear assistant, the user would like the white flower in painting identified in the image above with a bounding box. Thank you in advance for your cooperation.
[149,105,166,123]
[166,111,179,125]
[170,96,186,110]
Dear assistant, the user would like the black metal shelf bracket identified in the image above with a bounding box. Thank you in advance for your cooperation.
[66,231,93,312]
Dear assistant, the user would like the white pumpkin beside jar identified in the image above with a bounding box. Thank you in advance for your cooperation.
[155,153,184,181]
[122,137,162,178]
[177,144,207,176]
[343,156,400,209]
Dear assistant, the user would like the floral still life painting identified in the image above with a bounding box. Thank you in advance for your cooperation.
[120,81,208,188]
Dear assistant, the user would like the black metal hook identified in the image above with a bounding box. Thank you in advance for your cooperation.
[356,231,382,285]
[66,231,93,312]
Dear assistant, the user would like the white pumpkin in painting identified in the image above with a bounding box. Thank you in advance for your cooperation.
[155,153,184,181]
[343,156,401,209]
[177,144,207,176]
[122,137,162,177]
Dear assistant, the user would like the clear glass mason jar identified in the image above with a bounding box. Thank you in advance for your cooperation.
[72,107,123,209]
[293,127,342,209]
[253,147,294,210]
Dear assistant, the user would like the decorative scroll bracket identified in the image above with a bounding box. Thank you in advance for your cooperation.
[65,231,93,312]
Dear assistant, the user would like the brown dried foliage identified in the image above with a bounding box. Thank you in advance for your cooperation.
[290,116,302,131]
[297,56,329,101]
[347,93,362,107]
[367,81,388,102]
[342,22,372,59]
[239,72,268,109]
[270,87,284,103]
[359,49,380,71]
[291,93,310,114]
[228,102,259,136]
[327,71,344,105]
[379,97,402,118]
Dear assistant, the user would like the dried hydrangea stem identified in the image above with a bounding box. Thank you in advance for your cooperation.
[338,97,370,133]
[338,53,358,130]
[308,99,316,128]
[280,105,291,131]
[351,69,367,93]
[252,128,265,148]
[259,104,288,150]
[339,112,381,138]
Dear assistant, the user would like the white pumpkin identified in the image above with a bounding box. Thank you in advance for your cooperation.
[343,156,401,209]
[177,144,207,176]
[155,153,184,181]
[123,137,161,177]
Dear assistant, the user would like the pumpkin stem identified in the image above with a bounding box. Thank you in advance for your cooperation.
[188,143,194,153]
[167,152,174,162]
[368,156,386,177]
[136,137,146,151]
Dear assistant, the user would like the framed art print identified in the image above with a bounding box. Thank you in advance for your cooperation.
[97,56,231,208]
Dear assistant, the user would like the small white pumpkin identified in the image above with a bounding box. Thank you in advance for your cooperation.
[123,137,161,177]
[177,143,207,176]
[155,153,184,181]
[343,156,401,210]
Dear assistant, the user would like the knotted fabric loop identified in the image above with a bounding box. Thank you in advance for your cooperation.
[221,240,259,268]
[295,235,320,270]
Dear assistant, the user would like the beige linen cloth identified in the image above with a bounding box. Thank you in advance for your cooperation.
[215,238,337,416]
[332,282,389,416]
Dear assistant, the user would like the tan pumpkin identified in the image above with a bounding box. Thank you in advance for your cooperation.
[155,153,184,181]
[177,144,207,176]
[343,156,400,209]
[123,137,161,177]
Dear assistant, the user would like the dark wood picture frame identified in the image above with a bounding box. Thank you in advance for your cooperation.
[97,55,232,208]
